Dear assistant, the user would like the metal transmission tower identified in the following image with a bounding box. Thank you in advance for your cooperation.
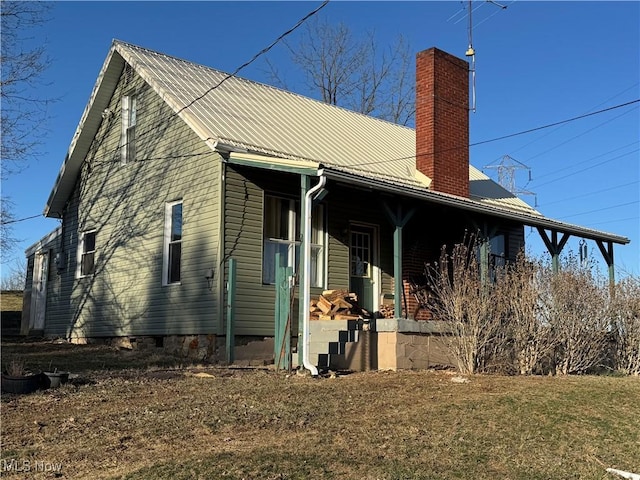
[484,155,537,206]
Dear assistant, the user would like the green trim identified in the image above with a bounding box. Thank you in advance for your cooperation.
[537,228,570,274]
[596,240,616,289]
[382,202,415,319]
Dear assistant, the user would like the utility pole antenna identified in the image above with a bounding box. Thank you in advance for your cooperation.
[484,155,537,206]
[462,0,509,112]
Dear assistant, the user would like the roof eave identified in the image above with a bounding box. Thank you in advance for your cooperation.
[322,168,630,246]
[44,42,125,218]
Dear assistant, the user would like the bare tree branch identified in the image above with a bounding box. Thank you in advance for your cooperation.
[0,257,27,290]
[1,1,53,257]
[265,16,415,125]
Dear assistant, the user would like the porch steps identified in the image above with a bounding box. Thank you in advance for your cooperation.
[307,319,362,370]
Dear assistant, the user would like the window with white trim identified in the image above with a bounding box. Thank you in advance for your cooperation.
[121,94,137,164]
[163,200,183,285]
[263,195,325,287]
[77,230,96,278]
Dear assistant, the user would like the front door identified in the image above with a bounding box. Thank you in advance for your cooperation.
[349,225,377,313]
[29,250,49,331]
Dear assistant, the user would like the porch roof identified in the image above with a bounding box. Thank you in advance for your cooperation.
[226,152,629,246]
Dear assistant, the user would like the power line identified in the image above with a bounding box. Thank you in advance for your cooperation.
[505,81,640,158]
[473,0,514,29]
[112,1,330,160]
[527,140,639,183]
[1,214,42,225]
[524,106,636,163]
[559,200,639,220]
[469,99,639,147]
[588,216,639,228]
[176,0,329,116]
[350,98,639,170]
[532,148,639,189]
[539,180,639,207]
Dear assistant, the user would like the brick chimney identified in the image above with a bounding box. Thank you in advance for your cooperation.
[416,47,470,197]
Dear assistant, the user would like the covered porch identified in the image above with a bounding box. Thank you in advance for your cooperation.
[223,152,630,373]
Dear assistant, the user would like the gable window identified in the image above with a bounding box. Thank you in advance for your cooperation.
[121,94,137,164]
[77,230,96,278]
[263,195,325,287]
[163,200,183,285]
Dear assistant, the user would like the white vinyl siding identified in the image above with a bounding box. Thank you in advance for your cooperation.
[46,67,221,339]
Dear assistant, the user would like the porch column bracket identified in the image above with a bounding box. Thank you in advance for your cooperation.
[537,227,570,273]
[596,239,616,290]
[383,202,415,319]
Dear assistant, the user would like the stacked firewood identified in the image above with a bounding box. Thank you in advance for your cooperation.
[310,289,370,320]
[378,303,396,319]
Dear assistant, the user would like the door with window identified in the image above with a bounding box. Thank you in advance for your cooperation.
[30,250,49,331]
[349,225,377,312]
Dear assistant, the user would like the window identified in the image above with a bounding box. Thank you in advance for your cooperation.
[350,229,371,278]
[489,234,506,271]
[121,94,137,164]
[77,230,96,278]
[263,196,325,287]
[163,200,183,285]
[477,233,507,283]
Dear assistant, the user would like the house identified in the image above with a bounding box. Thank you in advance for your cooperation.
[23,40,629,372]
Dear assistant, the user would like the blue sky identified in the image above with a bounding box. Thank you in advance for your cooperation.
[3,1,639,280]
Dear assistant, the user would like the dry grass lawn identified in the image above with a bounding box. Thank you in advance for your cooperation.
[0,292,23,312]
[1,339,639,479]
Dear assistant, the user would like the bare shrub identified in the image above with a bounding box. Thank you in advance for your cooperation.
[425,238,637,377]
[538,256,611,375]
[494,254,555,375]
[4,358,25,376]
[610,276,640,375]
[425,240,506,374]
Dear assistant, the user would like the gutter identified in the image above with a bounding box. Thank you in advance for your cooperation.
[322,168,630,245]
[301,171,327,376]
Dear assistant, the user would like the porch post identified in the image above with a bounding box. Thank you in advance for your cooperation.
[596,240,616,294]
[383,203,415,319]
[537,227,570,274]
[298,174,310,366]
[479,235,489,287]
[393,224,403,319]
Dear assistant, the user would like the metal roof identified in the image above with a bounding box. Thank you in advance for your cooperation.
[45,40,629,246]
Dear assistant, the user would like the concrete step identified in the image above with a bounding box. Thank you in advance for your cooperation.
[300,319,367,371]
